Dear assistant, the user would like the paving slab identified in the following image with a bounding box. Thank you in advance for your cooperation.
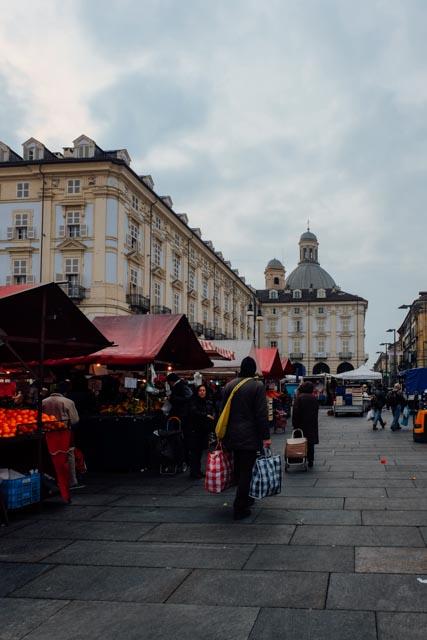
[249,608,377,640]
[11,564,190,602]
[316,478,414,488]
[245,544,354,572]
[386,487,427,497]
[18,601,259,640]
[377,612,427,640]
[110,494,234,508]
[0,538,74,563]
[35,504,108,520]
[43,539,255,569]
[356,547,427,574]
[0,597,67,640]
[2,519,157,541]
[363,510,427,526]
[141,523,295,544]
[255,496,344,510]
[327,573,427,611]
[0,562,50,596]
[168,568,328,608]
[254,508,361,525]
[345,497,427,510]
[92,505,235,523]
[291,524,425,547]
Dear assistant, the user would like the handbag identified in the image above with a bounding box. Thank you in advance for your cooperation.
[215,378,251,440]
[366,409,374,421]
[205,442,234,493]
[249,447,282,499]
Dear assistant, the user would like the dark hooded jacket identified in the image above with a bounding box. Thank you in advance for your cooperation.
[291,381,319,444]
[221,377,269,450]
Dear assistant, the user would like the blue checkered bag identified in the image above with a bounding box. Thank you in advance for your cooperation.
[249,447,282,499]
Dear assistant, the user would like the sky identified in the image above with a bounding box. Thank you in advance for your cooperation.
[1,0,427,366]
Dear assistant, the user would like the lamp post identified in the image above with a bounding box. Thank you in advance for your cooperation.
[247,299,263,347]
[379,342,390,384]
[398,303,415,369]
[386,329,397,384]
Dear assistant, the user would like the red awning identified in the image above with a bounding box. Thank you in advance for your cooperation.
[0,282,111,365]
[198,340,235,361]
[46,314,213,369]
[256,348,284,378]
[281,358,295,375]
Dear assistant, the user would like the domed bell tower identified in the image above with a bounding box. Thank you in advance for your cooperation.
[264,259,286,289]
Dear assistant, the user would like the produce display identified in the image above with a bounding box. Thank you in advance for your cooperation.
[100,398,147,415]
[0,408,66,438]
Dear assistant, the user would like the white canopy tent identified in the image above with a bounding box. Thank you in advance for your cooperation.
[334,365,381,381]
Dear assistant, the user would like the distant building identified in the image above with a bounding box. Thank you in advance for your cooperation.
[257,229,368,375]
[0,135,255,339]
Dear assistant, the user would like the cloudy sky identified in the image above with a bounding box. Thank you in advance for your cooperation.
[1,0,426,365]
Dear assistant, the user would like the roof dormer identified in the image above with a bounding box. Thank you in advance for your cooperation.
[22,138,45,161]
[73,134,96,159]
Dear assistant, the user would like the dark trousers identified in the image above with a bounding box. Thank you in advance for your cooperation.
[233,449,258,513]
[189,446,203,477]
[307,443,315,464]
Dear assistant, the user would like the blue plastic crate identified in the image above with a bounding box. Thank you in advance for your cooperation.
[0,472,40,509]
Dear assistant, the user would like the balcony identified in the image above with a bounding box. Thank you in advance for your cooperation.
[151,305,171,314]
[215,332,226,340]
[339,352,353,360]
[290,352,304,360]
[204,327,215,339]
[126,289,150,314]
[190,322,204,336]
[314,352,328,359]
[62,283,86,302]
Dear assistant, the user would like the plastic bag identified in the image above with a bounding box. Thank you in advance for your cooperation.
[366,409,374,421]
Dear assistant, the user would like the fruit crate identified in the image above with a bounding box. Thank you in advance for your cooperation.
[0,472,40,509]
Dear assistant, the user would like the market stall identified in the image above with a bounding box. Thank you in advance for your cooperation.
[332,365,381,417]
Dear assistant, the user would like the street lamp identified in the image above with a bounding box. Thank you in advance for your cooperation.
[398,303,415,368]
[386,329,397,383]
[247,300,263,347]
[256,305,263,348]
[379,342,390,383]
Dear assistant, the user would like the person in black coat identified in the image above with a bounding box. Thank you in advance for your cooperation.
[188,384,215,479]
[166,372,193,463]
[291,380,319,468]
[221,356,271,520]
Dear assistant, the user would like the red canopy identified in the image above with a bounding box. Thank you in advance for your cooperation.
[46,314,213,369]
[281,358,295,375]
[198,340,235,361]
[256,348,284,378]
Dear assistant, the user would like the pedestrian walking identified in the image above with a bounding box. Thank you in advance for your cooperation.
[221,356,271,520]
[386,383,406,431]
[291,380,319,467]
[371,384,387,430]
[188,384,215,479]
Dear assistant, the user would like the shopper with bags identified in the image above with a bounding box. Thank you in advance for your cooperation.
[291,380,319,468]
[220,356,271,520]
[188,384,215,479]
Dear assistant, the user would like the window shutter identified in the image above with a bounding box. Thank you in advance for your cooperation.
[58,225,65,238]
[80,224,87,237]
[27,226,35,239]
[5,276,12,285]
[125,233,132,247]
[7,227,14,240]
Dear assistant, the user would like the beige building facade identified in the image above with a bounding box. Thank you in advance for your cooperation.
[0,135,255,340]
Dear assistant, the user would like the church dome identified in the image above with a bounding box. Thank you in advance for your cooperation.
[300,230,317,242]
[266,258,284,269]
[285,263,336,290]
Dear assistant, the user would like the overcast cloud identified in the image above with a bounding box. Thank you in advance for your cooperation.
[1,0,427,364]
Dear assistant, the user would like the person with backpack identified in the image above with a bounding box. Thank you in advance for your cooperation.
[371,384,387,430]
[386,383,406,431]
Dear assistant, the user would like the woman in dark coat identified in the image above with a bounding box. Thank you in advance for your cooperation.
[291,381,319,468]
[188,384,215,479]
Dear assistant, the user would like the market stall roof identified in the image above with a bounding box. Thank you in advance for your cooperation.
[198,339,235,361]
[256,348,284,378]
[46,314,213,369]
[334,365,381,381]
[281,358,295,375]
[0,282,111,365]
[191,340,260,377]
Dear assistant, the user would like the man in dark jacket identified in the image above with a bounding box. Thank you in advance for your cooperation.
[292,381,319,468]
[222,356,271,520]
[386,383,406,431]
[166,372,193,464]
[371,384,387,430]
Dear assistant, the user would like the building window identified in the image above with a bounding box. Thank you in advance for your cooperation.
[174,233,180,247]
[272,308,276,314]
[189,302,195,323]
[269,320,277,332]
[189,246,196,261]
[154,215,161,231]
[15,213,30,239]
[342,318,350,332]
[12,259,27,283]
[64,258,80,287]
[129,267,138,287]
[77,144,90,158]
[317,319,325,332]
[294,339,301,353]
[16,183,29,198]
[293,290,302,299]
[342,339,350,353]
[294,307,300,314]
[318,307,324,314]
[224,295,229,312]
[154,281,161,306]
[294,320,301,333]
[67,179,81,194]
[317,340,325,352]
[203,309,208,326]
[173,292,180,314]
[188,269,196,290]
[202,277,208,299]
[317,288,326,298]
[172,254,181,279]
[127,221,140,251]
[153,241,162,267]
[132,195,139,210]
[66,211,81,237]
[269,289,278,299]
[270,341,277,348]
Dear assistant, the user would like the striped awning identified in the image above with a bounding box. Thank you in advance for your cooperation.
[198,340,235,361]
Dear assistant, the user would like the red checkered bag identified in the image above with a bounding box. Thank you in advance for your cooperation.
[205,442,234,493]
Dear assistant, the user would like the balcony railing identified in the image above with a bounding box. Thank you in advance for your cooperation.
[126,290,150,313]
[314,352,328,359]
[61,283,86,302]
[151,305,171,314]
[290,352,304,359]
[339,352,353,360]
[190,322,204,336]
[215,332,226,340]
[204,327,215,339]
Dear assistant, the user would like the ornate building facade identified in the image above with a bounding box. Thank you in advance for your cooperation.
[257,230,368,375]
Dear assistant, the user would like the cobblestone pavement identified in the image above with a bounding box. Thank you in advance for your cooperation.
[1,408,427,639]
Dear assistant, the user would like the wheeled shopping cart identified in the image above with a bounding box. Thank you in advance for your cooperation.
[273,409,287,433]
[284,428,308,472]
[151,416,187,475]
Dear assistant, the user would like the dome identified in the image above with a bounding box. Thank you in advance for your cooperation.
[266,258,284,269]
[300,230,317,242]
[285,263,336,290]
